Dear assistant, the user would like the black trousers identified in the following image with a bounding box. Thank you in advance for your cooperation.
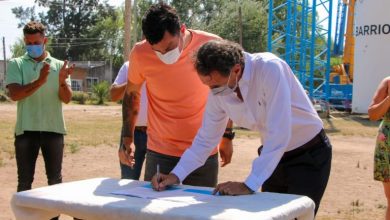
[261,129,332,215]
[144,150,219,187]
[15,131,64,192]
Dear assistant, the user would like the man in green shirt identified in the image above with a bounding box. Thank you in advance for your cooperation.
[6,21,74,193]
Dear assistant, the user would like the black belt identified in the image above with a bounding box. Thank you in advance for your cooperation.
[257,129,327,162]
[135,126,147,132]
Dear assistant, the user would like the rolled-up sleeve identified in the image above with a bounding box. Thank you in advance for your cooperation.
[128,46,145,85]
[245,60,292,191]
[171,93,229,182]
[5,59,22,86]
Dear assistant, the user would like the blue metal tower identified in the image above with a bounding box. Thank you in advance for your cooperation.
[333,0,347,56]
[267,0,333,100]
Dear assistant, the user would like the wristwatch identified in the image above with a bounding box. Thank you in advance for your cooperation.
[222,130,235,140]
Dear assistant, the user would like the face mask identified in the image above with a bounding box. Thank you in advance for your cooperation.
[211,70,239,96]
[155,34,183,65]
[26,44,44,58]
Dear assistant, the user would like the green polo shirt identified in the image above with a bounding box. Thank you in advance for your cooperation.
[6,52,70,136]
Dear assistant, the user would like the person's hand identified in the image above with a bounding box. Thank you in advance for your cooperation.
[38,61,50,84]
[59,60,75,84]
[219,137,233,167]
[118,136,135,167]
[213,181,254,196]
[151,173,179,191]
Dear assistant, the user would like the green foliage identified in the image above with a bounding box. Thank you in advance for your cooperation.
[0,89,10,102]
[68,142,80,154]
[71,91,89,105]
[331,57,343,66]
[12,0,116,61]
[205,0,268,52]
[89,7,125,71]
[92,81,109,105]
[10,38,26,58]
[169,0,268,53]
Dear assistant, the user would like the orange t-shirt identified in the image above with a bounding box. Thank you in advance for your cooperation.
[128,30,220,157]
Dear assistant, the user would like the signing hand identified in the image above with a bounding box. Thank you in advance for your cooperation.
[151,173,179,191]
[213,181,254,196]
[59,60,75,84]
[38,61,50,84]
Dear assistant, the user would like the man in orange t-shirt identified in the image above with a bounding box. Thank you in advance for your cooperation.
[119,3,234,187]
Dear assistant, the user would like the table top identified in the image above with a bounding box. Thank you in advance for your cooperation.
[11,177,314,220]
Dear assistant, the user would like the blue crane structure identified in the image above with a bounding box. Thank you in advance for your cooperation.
[333,0,348,56]
[267,0,354,111]
[267,0,333,101]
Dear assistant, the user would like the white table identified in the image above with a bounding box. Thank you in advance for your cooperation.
[11,177,314,220]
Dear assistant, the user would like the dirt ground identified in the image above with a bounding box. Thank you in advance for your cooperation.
[0,104,387,219]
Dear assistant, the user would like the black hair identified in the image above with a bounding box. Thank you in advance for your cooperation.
[141,3,181,45]
[194,40,245,77]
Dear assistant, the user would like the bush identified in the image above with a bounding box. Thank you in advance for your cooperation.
[0,89,10,102]
[72,91,89,104]
[92,81,109,105]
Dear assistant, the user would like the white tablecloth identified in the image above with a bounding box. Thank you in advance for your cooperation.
[11,177,314,220]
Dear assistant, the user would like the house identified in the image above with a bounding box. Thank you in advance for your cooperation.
[69,61,112,92]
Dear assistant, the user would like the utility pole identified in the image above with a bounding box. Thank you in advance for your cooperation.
[124,0,132,60]
[132,0,138,48]
[2,37,6,90]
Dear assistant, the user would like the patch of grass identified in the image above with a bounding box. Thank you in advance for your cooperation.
[350,199,365,215]
[68,143,80,154]
[0,104,122,158]
[376,204,387,209]
[236,114,380,138]
[323,114,379,137]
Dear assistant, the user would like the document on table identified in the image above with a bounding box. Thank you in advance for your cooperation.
[111,184,215,204]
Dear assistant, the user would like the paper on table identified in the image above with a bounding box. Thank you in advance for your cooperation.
[111,184,215,204]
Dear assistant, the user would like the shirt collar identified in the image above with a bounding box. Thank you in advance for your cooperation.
[22,51,52,63]
[238,52,253,96]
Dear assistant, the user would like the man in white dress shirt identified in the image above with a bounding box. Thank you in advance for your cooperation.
[151,40,332,214]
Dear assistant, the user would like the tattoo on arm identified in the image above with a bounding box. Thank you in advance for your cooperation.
[122,91,141,138]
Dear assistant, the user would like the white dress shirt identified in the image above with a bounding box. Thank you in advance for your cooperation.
[114,61,148,126]
[171,52,323,191]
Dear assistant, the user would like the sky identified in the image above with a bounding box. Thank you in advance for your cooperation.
[0,0,337,59]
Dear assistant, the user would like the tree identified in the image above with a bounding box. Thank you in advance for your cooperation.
[170,0,225,28]
[88,7,124,71]
[10,38,26,58]
[12,0,116,61]
[204,0,268,52]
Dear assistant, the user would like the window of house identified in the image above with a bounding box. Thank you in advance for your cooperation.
[71,79,83,91]
[86,77,99,90]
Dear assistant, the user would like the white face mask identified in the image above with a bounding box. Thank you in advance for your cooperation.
[211,70,239,96]
[155,34,183,65]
